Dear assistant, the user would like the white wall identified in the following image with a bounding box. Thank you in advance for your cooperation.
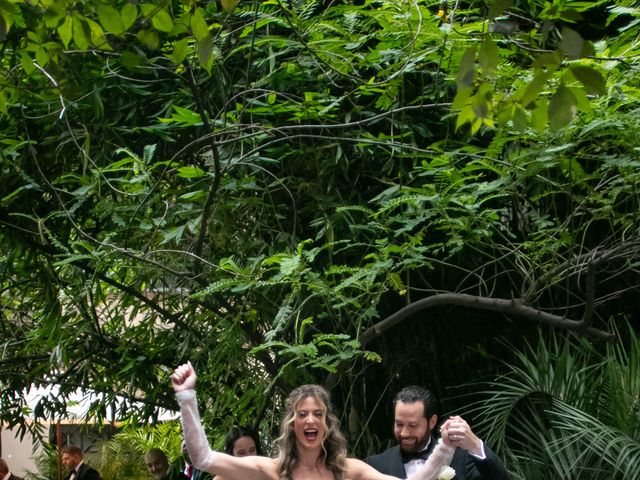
[1,423,41,477]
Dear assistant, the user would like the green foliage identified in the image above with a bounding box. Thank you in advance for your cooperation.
[92,422,184,480]
[24,423,183,480]
[0,2,639,475]
[464,321,640,479]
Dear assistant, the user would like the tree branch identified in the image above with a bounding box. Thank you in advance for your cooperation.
[360,293,616,346]
[183,63,222,278]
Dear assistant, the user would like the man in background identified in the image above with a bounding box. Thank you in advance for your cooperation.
[61,446,101,480]
[144,448,188,480]
[365,385,510,479]
[0,457,24,480]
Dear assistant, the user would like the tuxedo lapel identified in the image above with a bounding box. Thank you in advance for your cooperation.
[388,446,407,478]
[76,464,86,480]
[365,440,441,479]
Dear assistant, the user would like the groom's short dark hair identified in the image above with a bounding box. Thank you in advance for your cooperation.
[393,385,438,419]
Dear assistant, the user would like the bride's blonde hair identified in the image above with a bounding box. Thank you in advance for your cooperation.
[275,384,347,480]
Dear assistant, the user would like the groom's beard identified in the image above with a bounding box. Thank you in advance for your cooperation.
[398,427,431,453]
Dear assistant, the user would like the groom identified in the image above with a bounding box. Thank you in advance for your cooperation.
[365,385,510,479]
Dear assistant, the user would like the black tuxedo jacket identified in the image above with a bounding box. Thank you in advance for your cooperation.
[189,467,212,480]
[9,473,24,480]
[364,437,510,480]
[64,463,101,480]
[165,467,190,480]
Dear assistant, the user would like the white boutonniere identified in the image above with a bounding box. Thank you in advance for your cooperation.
[437,466,456,480]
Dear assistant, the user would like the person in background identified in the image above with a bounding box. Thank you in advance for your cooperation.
[0,457,24,480]
[145,448,188,480]
[224,425,263,457]
[365,385,510,480]
[61,446,101,480]
[183,440,212,480]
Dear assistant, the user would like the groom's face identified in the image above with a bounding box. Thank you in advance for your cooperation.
[394,401,436,453]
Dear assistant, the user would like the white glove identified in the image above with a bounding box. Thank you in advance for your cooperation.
[407,439,455,480]
[176,390,217,473]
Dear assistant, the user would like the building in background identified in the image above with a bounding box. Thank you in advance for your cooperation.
[1,386,175,477]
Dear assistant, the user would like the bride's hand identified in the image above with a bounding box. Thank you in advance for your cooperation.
[440,419,454,447]
[172,361,197,392]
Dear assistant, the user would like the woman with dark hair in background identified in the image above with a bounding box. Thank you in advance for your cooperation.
[224,425,263,457]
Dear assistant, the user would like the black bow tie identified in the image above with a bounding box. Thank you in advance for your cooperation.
[401,448,430,463]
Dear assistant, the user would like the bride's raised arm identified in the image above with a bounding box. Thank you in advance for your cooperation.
[172,363,276,480]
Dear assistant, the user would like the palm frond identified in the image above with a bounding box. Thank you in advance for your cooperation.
[460,320,640,479]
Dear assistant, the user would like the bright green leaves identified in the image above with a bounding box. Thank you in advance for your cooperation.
[136,28,159,50]
[10,0,222,74]
[96,4,125,36]
[58,15,72,48]
[140,3,173,33]
[548,84,577,130]
[136,3,174,50]
[71,12,91,50]
[121,3,137,31]
[175,166,206,178]
[190,8,209,40]
[220,0,240,14]
[166,38,189,65]
[189,7,214,68]
[478,37,499,74]
[569,65,606,96]
[67,2,139,51]
[455,82,494,134]
[196,36,214,69]
[530,98,549,132]
[253,331,373,375]
[159,105,204,127]
[86,17,110,50]
[521,72,552,109]
[454,42,496,133]
[456,46,477,89]
[453,21,607,133]
[560,26,594,59]
[43,0,67,29]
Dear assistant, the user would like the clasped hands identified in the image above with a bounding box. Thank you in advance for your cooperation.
[440,415,482,457]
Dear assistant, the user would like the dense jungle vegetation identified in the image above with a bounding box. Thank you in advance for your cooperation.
[1,0,639,478]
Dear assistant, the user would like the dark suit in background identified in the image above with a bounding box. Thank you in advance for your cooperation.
[1,457,25,480]
[184,463,211,480]
[64,462,102,480]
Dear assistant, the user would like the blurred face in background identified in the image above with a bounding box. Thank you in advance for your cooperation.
[144,451,169,480]
[232,436,257,457]
[62,453,81,471]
